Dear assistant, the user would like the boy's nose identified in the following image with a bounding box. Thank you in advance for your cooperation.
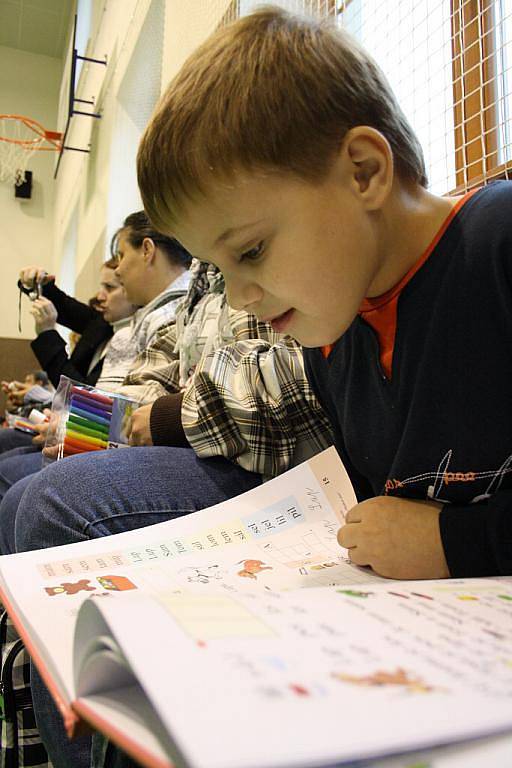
[224,276,263,313]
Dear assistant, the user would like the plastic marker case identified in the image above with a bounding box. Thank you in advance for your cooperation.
[43,376,137,462]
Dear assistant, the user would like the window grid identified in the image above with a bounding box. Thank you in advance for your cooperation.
[221,0,511,194]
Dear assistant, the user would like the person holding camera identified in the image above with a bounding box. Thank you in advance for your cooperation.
[0,210,191,465]
[19,260,132,390]
[0,257,135,455]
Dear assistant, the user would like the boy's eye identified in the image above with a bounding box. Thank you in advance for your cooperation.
[239,241,265,263]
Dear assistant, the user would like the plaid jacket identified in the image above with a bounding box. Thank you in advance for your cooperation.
[97,271,190,392]
[120,261,333,478]
[1,610,51,768]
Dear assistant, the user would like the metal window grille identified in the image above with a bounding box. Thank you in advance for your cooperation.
[211,0,512,194]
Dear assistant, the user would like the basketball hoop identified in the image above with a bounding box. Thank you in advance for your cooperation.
[0,114,62,187]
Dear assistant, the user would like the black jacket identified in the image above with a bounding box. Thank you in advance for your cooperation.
[305,181,512,578]
[30,282,113,388]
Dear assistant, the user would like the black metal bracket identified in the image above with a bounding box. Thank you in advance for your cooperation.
[54,15,107,179]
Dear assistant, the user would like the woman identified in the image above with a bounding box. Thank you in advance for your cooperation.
[24,256,135,389]
[0,258,135,454]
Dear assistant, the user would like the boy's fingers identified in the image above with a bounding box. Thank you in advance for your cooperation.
[345,507,362,524]
[337,523,360,549]
[348,547,370,567]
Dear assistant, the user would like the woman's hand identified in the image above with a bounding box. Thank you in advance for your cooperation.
[19,266,54,289]
[30,298,58,334]
[31,420,50,446]
[36,409,53,450]
[127,403,154,446]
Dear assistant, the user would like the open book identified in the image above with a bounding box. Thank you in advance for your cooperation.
[1,447,512,768]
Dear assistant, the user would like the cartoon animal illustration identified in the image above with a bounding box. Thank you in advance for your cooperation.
[333,667,435,693]
[237,559,273,580]
[45,579,96,596]
[179,564,226,584]
[96,575,137,591]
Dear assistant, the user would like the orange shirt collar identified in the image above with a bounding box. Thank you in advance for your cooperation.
[359,190,477,314]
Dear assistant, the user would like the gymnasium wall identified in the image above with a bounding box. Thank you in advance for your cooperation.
[0,45,61,340]
[52,0,155,300]
[52,0,237,299]
[0,0,279,386]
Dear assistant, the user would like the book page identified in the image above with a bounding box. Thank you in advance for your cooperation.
[75,687,173,768]
[74,578,512,768]
[0,446,372,707]
[364,731,512,768]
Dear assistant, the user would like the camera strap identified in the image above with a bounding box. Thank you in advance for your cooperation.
[17,279,40,333]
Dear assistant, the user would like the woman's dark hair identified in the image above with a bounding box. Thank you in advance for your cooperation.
[103,256,120,270]
[110,210,192,268]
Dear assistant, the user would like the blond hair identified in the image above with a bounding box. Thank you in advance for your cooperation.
[138,6,427,231]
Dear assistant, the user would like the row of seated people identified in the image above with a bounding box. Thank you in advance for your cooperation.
[0,208,332,767]
[1,370,54,425]
[0,209,191,457]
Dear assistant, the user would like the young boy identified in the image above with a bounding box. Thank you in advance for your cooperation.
[137,7,512,581]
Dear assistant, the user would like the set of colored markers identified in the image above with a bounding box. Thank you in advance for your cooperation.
[63,386,114,457]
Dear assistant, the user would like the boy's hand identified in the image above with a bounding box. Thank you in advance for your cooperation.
[128,403,154,446]
[338,496,450,580]
[30,298,58,334]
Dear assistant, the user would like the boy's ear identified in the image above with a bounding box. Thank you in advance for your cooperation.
[342,127,393,210]
[142,237,156,264]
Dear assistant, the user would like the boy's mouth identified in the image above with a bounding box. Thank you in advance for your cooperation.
[269,308,294,333]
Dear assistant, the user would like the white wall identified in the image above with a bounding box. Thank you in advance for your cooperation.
[161,0,233,92]
[52,0,242,301]
[106,0,165,250]
[53,0,154,296]
[0,46,61,339]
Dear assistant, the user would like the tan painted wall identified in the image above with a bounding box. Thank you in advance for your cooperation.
[0,46,62,340]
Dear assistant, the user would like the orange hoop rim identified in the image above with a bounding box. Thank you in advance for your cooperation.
[0,114,62,151]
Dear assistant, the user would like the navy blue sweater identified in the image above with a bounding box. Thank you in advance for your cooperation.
[304,181,512,577]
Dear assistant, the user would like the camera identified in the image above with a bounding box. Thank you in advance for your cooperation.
[17,277,45,301]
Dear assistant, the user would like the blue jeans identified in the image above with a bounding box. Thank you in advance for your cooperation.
[0,446,41,503]
[10,446,262,768]
[0,427,34,453]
